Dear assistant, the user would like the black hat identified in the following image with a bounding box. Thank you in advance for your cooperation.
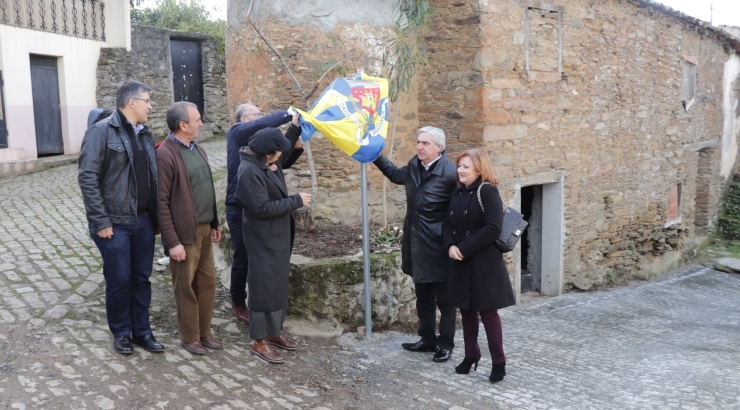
[249,128,292,155]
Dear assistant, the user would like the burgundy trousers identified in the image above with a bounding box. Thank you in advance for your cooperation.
[460,309,505,364]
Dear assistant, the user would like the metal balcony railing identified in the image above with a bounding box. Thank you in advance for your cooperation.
[0,0,106,41]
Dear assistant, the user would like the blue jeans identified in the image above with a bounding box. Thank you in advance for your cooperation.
[227,204,249,306]
[91,214,155,338]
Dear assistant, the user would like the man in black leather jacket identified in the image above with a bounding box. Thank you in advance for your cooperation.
[78,81,163,355]
[373,126,457,363]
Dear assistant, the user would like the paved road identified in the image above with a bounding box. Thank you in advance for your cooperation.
[1,137,739,409]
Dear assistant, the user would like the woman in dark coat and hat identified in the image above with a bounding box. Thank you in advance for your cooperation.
[234,115,311,364]
[442,149,516,383]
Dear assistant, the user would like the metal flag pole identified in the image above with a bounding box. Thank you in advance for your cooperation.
[360,162,372,338]
[354,68,372,338]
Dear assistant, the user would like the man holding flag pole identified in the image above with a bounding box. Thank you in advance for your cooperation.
[294,72,456,362]
[372,126,457,363]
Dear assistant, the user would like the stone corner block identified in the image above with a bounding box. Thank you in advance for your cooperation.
[488,78,525,89]
[483,125,528,141]
[460,125,485,142]
[525,71,563,83]
[713,257,740,274]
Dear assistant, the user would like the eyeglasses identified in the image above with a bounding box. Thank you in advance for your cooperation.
[133,97,151,104]
[181,118,203,125]
[245,112,264,118]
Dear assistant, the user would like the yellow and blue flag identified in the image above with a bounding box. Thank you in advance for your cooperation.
[293,73,389,163]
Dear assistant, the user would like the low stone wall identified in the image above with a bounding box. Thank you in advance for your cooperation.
[288,254,416,331]
[218,221,416,331]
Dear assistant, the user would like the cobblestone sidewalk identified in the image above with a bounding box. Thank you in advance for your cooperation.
[1,138,739,409]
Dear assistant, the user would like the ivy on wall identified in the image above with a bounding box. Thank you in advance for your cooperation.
[718,177,740,239]
[383,0,432,103]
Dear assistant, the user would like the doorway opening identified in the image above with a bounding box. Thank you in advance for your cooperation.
[0,70,7,149]
[520,185,542,293]
[514,175,564,300]
[170,39,205,116]
[694,147,715,235]
[30,55,64,156]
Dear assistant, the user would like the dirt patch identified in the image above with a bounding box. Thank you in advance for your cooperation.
[292,224,363,259]
[292,222,404,260]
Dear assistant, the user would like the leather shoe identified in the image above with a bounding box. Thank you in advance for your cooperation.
[200,335,223,349]
[181,340,206,355]
[231,301,250,325]
[268,335,298,351]
[432,347,452,362]
[250,339,285,364]
[401,340,437,352]
[113,335,133,355]
[131,334,164,353]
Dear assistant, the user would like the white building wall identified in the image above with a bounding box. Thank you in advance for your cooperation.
[721,54,740,179]
[0,0,129,162]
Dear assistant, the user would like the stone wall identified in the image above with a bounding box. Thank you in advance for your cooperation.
[96,25,228,139]
[227,0,417,226]
[418,0,739,290]
[288,254,416,331]
[227,0,740,292]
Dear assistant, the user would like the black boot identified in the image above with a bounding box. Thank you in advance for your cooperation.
[489,361,506,383]
[455,355,481,374]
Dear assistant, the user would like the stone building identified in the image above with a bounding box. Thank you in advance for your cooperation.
[96,25,228,140]
[226,0,740,301]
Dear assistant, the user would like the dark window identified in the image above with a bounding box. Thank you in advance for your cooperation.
[669,183,682,221]
[682,60,696,110]
[524,4,563,73]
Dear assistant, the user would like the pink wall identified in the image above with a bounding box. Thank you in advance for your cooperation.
[4,104,95,159]
[61,105,97,155]
[5,105,36,159]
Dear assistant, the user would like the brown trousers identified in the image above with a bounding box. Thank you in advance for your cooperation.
[170,223,216,343]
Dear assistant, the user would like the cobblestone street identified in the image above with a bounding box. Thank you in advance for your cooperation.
[1,137,739,409]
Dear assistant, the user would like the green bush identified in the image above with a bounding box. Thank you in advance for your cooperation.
[717,180,740,240]
[131,0,226,53]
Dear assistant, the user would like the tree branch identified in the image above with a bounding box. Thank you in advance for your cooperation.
[305,56,363,101]
[246,16,307,99]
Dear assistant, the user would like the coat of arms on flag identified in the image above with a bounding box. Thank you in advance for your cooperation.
[294,72,389,163]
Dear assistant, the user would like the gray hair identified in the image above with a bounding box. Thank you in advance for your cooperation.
[235,103,257,123]
[417,126,445,151]
[166,101,198,132]
[115,81,151,109]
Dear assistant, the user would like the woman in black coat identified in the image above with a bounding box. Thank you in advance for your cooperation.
[234,118,311,365]
[442,149,516,383]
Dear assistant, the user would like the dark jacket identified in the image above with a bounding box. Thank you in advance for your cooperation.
[234,124,303,312]
[78,110,158,232]
[374,151,457,283]
[226,111,294,206]
[156,137,219,248]
[443,180,515,311]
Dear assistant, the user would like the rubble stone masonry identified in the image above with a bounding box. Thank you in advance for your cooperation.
[97,25,228,139]
[227,0,740,292]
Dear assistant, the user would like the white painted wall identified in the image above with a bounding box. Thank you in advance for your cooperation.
[721,54,740,179]
[0,0,129,161]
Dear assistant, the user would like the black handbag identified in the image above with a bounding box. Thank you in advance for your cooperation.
[477,182,528,253]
